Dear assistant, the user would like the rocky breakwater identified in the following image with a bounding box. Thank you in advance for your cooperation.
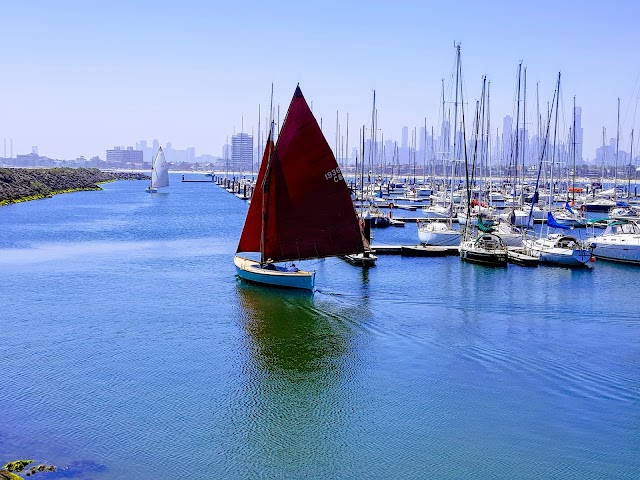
[0,168,149,206]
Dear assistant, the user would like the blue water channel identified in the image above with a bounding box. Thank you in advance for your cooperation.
[0,174,638,479]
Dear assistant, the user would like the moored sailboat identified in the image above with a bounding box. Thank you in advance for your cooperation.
[234,85,367,290]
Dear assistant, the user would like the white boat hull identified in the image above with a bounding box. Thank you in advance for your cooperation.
[418,223,461,246]
[523,238,593,268]
[589,244,640,264]
[588,223,640,264]
[234,256,315,290]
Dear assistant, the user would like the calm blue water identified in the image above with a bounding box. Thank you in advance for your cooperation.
[1,174,638,479]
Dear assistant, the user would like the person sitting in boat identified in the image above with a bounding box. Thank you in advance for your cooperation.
[263,259,277,270]
[287,263,299,272]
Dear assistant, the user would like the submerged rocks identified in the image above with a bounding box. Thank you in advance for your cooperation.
[0,168,149,206]
[1,460,56,479]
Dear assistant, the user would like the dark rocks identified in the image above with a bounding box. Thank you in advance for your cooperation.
[0,168,150,205]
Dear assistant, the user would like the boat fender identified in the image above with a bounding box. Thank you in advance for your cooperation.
[589,256,596,263]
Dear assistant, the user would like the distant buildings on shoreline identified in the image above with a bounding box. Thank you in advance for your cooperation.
[1,112,637,174]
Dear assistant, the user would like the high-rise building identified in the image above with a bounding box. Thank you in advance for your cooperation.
[401,126,409,149]
[231,133,253,173]
[502,115,513,161]
[186,147,196,163]
[574,106,584,163]
[106,146,143,166]
[418,126,427,153]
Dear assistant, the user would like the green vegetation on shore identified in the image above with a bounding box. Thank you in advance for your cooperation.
[0,168,149,206]
[1,459,56,479]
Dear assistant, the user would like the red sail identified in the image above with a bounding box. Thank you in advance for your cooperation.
[237,137,273,255]
[237,85,365,262]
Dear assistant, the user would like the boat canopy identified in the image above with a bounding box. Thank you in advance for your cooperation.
[547,212,571,230]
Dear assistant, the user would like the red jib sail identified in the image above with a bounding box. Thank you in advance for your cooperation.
[237,85,365,262]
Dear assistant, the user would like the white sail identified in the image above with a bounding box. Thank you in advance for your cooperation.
[151,147,170,188]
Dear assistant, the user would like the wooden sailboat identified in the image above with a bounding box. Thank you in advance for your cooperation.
[234,85,367,290]
[146,147,169,193]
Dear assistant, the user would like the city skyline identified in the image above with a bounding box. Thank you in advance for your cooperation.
[1,1,639,162]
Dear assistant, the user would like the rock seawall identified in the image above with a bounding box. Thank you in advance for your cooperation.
[0,168,149,206]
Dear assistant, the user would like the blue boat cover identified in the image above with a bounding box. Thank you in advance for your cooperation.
[547,212,571,230]
[564,201,574,214]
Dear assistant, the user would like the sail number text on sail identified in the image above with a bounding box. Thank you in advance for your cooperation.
[324,167,344,182]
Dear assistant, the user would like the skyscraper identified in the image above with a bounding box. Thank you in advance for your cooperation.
[502,115,513,161]
[401,126,409,149]
[574,106,583,163]
[231,133,253,173]
[418,126,426,153]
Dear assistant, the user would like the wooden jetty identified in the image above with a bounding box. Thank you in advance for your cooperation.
[371,244,459,256]
[339,253,378,266]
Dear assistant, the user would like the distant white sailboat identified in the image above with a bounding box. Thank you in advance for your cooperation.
[146,147,169,193]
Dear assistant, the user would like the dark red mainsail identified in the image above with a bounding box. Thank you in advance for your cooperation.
[236,85,365,262]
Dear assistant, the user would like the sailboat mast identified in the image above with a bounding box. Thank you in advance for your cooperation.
[628,129,634,199]
[615,97,620,202]
[256,104,260,180]
[522,68,527,189]
[345,113,349,178]
[547,72,562,236]
[487,80,492,203]
[602,127,606,185]
[452,45,461,169]
[335,110,339,165]
[423,118,427,183]
[513,62,522,207]
[260,84,275,264]
[572,96,577,203]
[361,125,366,210]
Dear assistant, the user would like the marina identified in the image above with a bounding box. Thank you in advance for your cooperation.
[1,175,639,479]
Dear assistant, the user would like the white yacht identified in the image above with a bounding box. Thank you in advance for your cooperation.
[523,233,593,267]
[417,221,461,246]
[587,220,640,264]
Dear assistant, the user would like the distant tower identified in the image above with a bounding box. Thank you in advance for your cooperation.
[10,138,13,158]
[401,126,409,149]
[231,133,253,173]
[152,139,159,152]
[502,115,513,161]
[574,105,583,163]
[418,126,426,153]
[32,146,38,155]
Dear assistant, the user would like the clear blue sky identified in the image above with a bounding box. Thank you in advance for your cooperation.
[1,0,639,161]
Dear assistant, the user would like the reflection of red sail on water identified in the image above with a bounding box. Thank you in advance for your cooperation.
[234,85,366,290]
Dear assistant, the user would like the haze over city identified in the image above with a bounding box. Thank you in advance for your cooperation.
[1,0,639,161]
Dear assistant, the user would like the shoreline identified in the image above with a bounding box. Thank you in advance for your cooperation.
[0,168,148,207]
